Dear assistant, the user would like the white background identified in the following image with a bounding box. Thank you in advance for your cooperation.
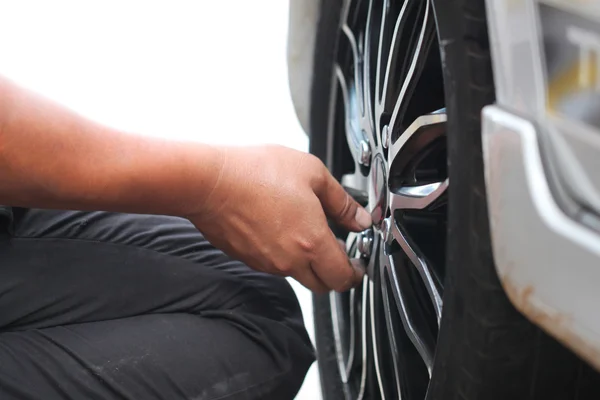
[0,1,321,398]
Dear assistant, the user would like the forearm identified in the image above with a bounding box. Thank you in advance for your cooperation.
[0,75,223,217]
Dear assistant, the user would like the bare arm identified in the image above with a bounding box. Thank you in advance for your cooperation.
[0,75,222,216]
[0,75,372,293]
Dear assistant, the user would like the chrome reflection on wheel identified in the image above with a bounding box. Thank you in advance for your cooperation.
[327,0,447,398]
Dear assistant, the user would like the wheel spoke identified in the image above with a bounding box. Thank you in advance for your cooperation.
[347,288,358,376]
[330,291,351,384]
[388,0,434,132]
[358,276,369,400]
[378,0,411,108]
[335,65,370,168]
[388,112,446,168]
[380,246,436,373]
[380,270,402,397]
[369,278,387,399]
[390,219,443,323]
[390,180,448,210]
[341,0,365,117]
[362,0,377,143]
[375,0,390,107]
[331,233,367,390]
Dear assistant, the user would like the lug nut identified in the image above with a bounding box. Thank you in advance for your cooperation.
[359,140,371,166]
[357,229,374,257]
[382,218,393,245]
[382,125,390,149]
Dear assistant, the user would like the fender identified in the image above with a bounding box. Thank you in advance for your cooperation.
[287,0,321,135]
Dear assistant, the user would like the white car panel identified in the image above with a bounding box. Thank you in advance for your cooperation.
[482,105,600,372]
[287,0,321,135]
[485,0,600,369]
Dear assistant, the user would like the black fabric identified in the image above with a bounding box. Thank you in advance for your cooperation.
[0,206,12,235]
[0,209,315,400]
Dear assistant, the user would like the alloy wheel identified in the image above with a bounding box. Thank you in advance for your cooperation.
[326,0,447,398]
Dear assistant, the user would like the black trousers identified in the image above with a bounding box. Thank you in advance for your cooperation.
[0,207,315,399]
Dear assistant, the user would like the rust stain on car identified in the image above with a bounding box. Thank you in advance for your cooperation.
[500,273,600,373]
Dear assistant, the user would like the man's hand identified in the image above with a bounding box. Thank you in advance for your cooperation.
[188,145,372,293]
[0,76,369,293]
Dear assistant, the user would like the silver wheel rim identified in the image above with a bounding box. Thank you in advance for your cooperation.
[325,0,447,399]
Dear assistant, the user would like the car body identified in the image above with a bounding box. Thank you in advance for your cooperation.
[287,0,600,374]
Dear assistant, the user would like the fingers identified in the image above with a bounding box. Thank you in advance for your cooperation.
[337,239,368,275]
[292,268,329,294]
[310,232,365,293]
[313,167,372,232]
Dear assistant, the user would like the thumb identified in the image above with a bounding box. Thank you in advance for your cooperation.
[314,169,372,232]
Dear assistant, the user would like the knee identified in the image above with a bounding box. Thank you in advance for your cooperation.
[223,289,316,399]
[248,274,309,333]
[198,308,316,400]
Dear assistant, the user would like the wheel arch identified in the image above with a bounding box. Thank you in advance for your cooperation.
[287,0,322,136]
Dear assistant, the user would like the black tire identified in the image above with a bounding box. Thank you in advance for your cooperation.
[308,0,600,399]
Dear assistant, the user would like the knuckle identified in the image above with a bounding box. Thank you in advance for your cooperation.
[276,260,295,274]
[305,154,328,185]
[297,236,318,256]
[305,153,324,169]
[298,235,320,257]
